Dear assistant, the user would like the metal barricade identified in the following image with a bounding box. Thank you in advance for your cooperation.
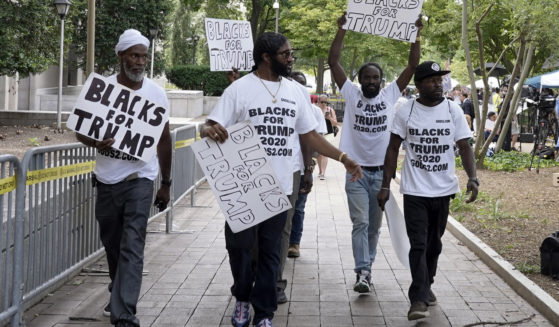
[0,155,24,327]
[19,143,102,307]
[162,124,206,232]
[0,123,207,326]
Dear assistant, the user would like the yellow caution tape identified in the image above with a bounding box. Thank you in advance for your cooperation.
[26,161,95,186]
[0,175,16,195]
[175,138,195,149]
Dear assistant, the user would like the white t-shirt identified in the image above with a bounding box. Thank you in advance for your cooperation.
[339,80,401,166]
[391,99,472,197]
[485,119,496,132]
[208,73,318,195]
[94,75,169,184]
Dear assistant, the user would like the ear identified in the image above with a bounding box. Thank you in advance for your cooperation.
[262,52,272,64]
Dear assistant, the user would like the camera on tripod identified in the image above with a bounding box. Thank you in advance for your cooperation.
[538,94,556,114]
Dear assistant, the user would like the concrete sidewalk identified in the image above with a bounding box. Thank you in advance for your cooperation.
[23,158,553,326]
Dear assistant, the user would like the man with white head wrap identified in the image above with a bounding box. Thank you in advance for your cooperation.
[76,28,172,327]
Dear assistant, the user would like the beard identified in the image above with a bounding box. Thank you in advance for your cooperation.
[123,61,145,82]
[270,57,291,77]
[361,85,380,98]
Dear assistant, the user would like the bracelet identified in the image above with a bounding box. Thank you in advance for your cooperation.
[338,152,346,162]
[381,187,390,191]
[415,37,421,42]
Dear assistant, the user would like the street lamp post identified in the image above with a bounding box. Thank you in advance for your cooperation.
[54,0,71,130]
[273,0,279,33]
[149,28,158,79]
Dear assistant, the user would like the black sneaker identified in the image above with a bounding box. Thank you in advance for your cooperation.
[428,289,437,306]
[277,287,288,304]
[103,302,111,317]
[407,301,429,320]
[353,270,371,293]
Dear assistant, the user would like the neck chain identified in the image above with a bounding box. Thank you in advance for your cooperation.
[255,72,281,103]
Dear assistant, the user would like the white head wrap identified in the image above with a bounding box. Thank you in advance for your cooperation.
[114,29,150,55]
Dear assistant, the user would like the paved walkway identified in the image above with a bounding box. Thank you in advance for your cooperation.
[23,148,552,327]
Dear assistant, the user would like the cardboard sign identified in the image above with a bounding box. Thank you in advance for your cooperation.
[343,0,424,42]
[205,18,254,71]
[191,121,291,233]
[66,73,168,162]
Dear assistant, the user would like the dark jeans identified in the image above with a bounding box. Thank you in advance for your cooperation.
[226,211,287,324]
[289,175,311,245]
[403,194,450,304]
[96,178,153,326]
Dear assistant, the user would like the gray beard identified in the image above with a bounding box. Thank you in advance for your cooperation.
[123,63,144,82]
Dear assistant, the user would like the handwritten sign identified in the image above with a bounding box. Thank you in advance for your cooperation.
[205,18,254,71]
[66,73,168,162]
[344,0,424,42]
[191,121,291,233]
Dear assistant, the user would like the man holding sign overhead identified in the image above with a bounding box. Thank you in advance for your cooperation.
[328,11,422,294]
[201,32,362,327]
[74,29,172,327]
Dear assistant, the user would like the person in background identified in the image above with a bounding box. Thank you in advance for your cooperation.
[76,29,172,327]
[317,94,338,180]
[287,72,328,259]
[378,60,478,321]
[484,111,499,142]
[460,92,475,131]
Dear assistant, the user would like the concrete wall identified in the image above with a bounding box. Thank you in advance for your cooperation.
[167,90,204,118]
[203,96,220,115]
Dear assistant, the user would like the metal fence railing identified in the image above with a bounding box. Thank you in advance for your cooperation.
[0,124,205,327]
[0,155,24,327]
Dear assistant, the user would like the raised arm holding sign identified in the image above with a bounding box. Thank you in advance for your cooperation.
[327,11,421,296]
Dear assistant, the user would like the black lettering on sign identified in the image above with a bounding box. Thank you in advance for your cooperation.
[215,173,237,192]
[84,77,106,103]
[206,159,230,179]
[220,191,247,215]
[72,108,93,131]
[230,124,254,144]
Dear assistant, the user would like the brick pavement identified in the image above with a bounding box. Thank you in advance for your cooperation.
[23,155,553,327]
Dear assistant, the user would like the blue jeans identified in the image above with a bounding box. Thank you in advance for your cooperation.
[289,175,310,245]
[226,211,287,324]
[96,178,154,327]
[345,170,383,273]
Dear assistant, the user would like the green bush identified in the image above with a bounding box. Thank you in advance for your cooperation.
[166,65,230,96]
[455,150,559,172]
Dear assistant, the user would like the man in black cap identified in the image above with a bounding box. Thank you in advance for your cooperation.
[377,61,479,320]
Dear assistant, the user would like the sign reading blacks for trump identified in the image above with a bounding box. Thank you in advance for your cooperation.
[205,18,254,71]
[343,0,424,43]
[66,73,168,162]
[191,121,291,233]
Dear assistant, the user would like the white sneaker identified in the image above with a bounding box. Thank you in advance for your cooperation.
[353,270,371,293]
[231,301,250,327]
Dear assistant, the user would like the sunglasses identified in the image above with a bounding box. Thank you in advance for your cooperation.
[320,101,329,104]
[277,50,296,59]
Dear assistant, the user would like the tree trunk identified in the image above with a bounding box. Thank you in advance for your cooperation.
[495,41,534,151]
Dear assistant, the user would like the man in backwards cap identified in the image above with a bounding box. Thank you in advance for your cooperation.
[75,29,172,327]
[378,61,479,321]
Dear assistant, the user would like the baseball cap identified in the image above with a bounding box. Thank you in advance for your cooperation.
[414,61,450,82]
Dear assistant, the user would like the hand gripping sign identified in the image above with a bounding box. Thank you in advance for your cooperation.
[344,0,424,42]
[191,121,291,233]
[66,73,168,162]
[205,18,255,71]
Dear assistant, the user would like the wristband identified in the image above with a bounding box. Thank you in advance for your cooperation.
[468,177,479,186]
[161,179,172,187]
[381,187,390,191]
[415,37,421,42]
[338,152,346,162]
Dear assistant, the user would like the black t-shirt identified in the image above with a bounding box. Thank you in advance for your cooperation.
[461,98,475,119]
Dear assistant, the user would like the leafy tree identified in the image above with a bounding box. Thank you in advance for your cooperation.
[0,0,68,77]
[73,0,173,75]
